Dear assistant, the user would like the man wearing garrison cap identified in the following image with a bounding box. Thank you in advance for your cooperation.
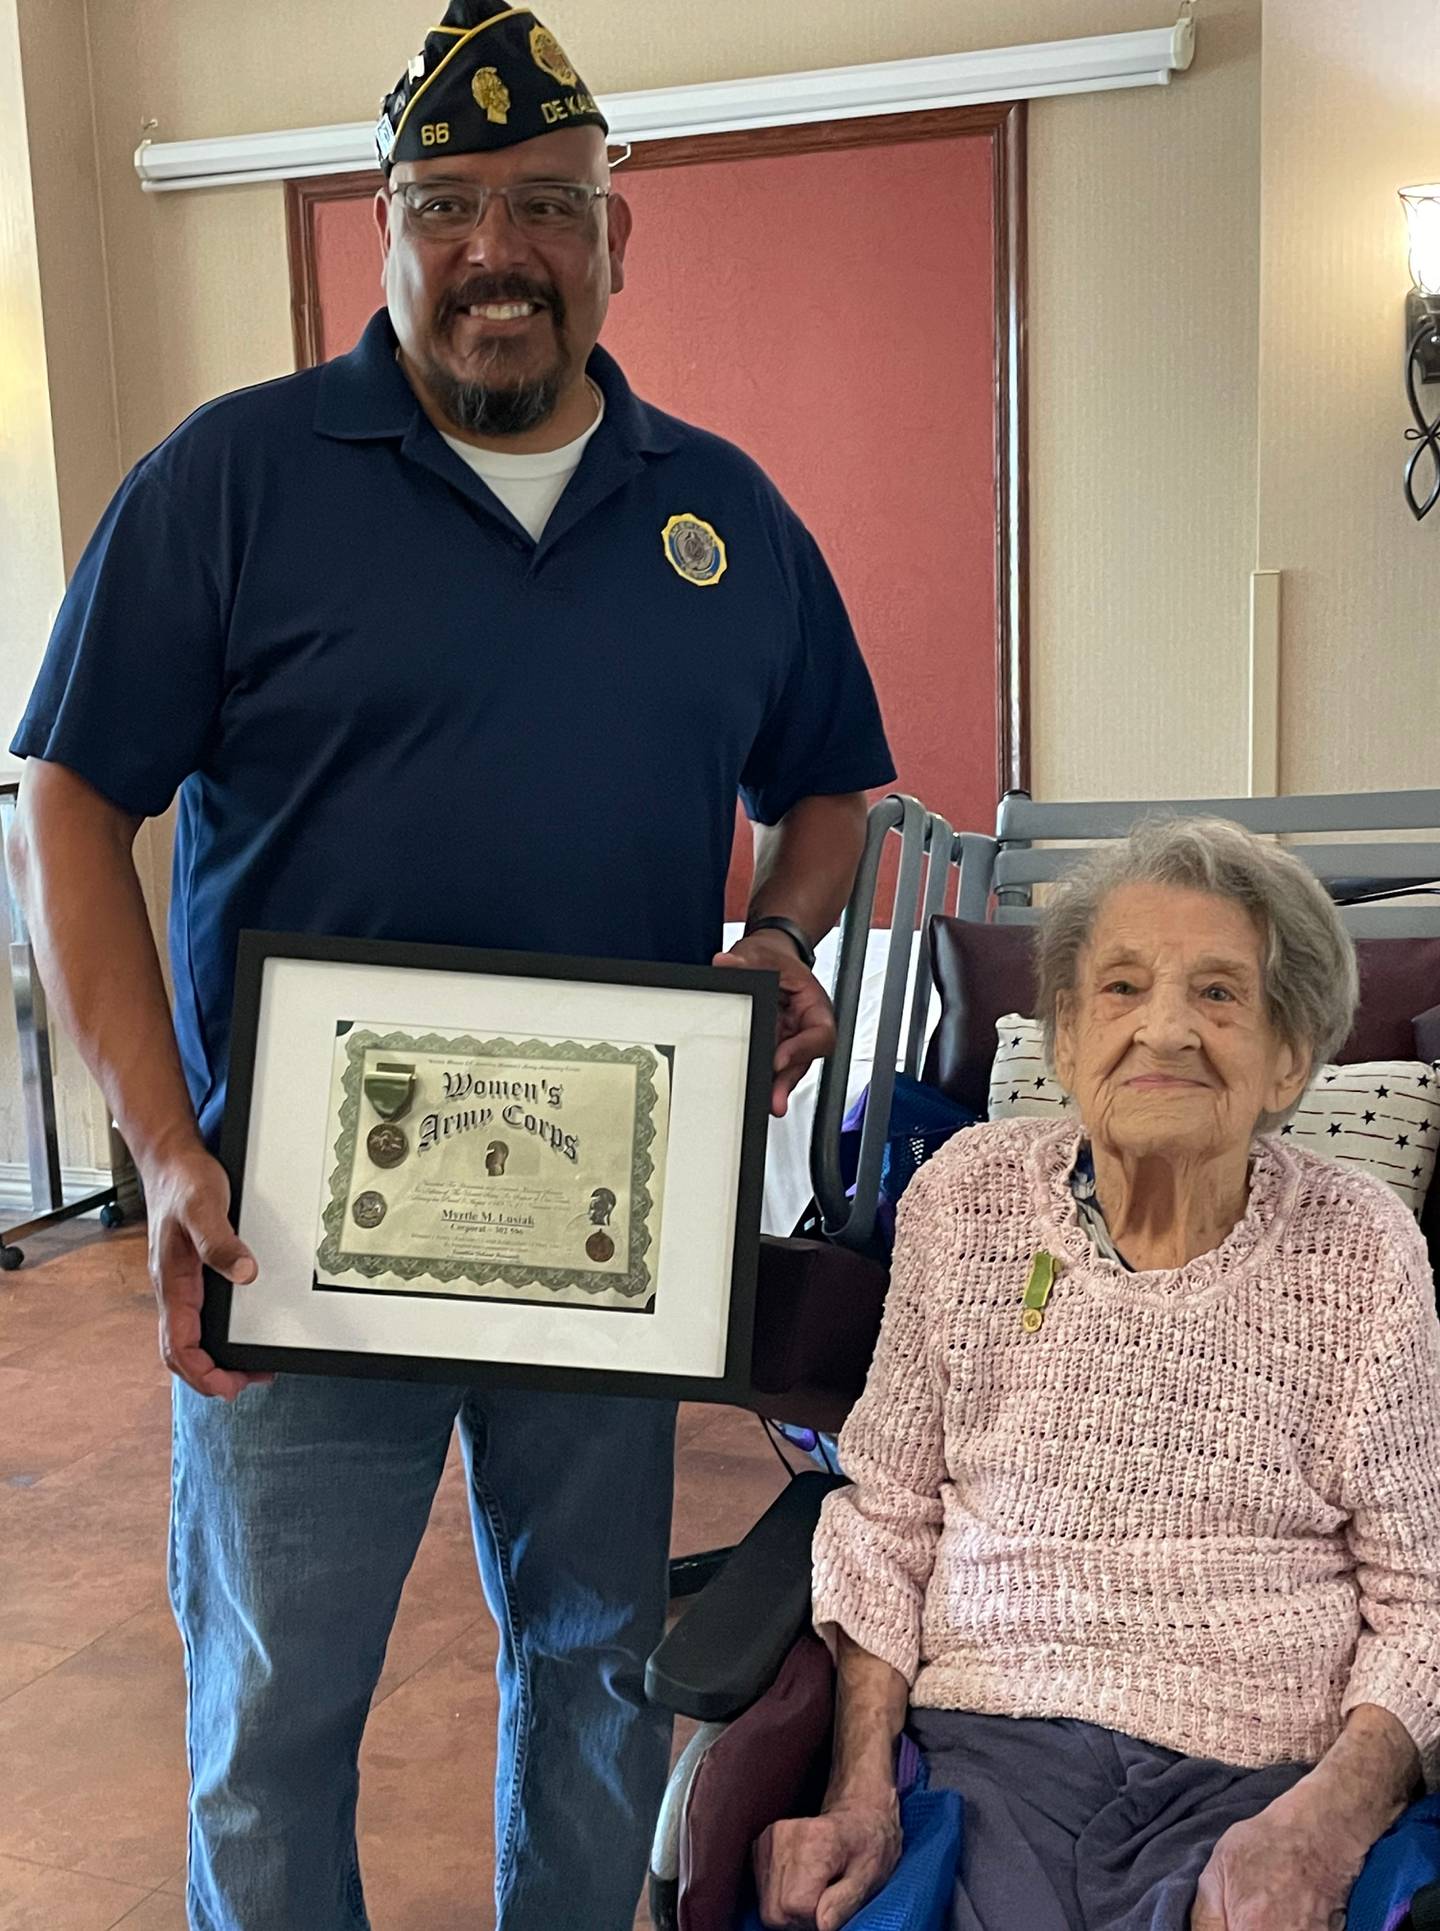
[8,6,894,1925]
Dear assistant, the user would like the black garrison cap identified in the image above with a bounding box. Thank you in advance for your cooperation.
[376,5,608,171]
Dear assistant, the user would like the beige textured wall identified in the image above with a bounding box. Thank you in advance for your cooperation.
[1031,0,1261,801]
[13,0,1426,1176]
[0,0,1273,1171]
[16,0,121,574]
[1257,0,1440,794]
[77,0,1263,803]
[0,0,111,1172]
[0,0,64,752]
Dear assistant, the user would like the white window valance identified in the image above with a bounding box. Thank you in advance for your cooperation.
[134,15,1195,193]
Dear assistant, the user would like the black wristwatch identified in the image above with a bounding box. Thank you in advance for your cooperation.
[742,915,816,970]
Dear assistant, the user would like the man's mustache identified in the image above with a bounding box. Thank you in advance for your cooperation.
[436,276,565,330]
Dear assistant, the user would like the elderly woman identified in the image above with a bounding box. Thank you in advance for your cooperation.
[757,818,1440,1931]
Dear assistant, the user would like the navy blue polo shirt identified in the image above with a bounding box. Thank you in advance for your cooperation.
[12,309,893,1146]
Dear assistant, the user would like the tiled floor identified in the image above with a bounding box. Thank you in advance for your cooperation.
[0,1217,794,1929]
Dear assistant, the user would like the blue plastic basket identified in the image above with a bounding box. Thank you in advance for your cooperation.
[838,1073,977,1255]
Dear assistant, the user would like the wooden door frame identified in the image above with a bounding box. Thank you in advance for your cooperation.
[284,101,1029,795]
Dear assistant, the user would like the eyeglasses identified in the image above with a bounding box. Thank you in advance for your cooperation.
[390,179,612,242]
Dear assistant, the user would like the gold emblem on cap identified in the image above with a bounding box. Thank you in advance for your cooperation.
[471,65,511,124]
[661,514,728,587]
[530,24,577,86]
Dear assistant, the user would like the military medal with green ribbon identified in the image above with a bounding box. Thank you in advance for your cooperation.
[364,1061,415,1122]
[1021,1251,1059,1333]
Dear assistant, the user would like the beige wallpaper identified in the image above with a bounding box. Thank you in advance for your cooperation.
[4,0,1431,1177]
[0,0,65,736]
[1030,0,1261,802]
[1257,0,1440,794]
[82,0,1213,475]
[16,0,121,577]
[0,0,111,1172]
[71,0,1264,805]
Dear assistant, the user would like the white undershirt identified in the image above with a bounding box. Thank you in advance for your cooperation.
[440,383,605,542]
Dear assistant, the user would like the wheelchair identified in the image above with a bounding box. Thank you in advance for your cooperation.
[646,788,1440,1931]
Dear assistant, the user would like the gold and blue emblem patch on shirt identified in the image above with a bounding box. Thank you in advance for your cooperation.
[661,513,728,587]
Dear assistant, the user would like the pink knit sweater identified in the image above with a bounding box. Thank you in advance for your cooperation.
[812,1117,1440,1773]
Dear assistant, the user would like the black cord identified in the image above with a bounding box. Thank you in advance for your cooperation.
[815,1433,837,1475]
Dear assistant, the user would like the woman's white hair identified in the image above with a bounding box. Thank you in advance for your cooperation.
[1035,817,1359,1122]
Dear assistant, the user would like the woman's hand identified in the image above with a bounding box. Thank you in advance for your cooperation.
[1189,1779,1370,1931]
[755,1634,909,1926]
[754,1792,901,1930]
[758,1635,908,1926]
[1191,1705,1417,1930]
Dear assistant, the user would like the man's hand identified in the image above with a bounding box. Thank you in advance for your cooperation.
[145,1143,268,1401]
[714,929,836,1117]
[8,761,267,1403]
[754,1796,901,1930]
[1189,1779,1370,1931]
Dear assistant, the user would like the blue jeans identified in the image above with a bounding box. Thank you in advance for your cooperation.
[169,1373,677,1929]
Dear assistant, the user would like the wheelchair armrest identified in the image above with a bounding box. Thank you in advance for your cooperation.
[646,1469,848,1723]
[1410,1878,1440,1929]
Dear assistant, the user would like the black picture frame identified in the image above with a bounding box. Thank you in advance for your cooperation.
[203,931,777,1404]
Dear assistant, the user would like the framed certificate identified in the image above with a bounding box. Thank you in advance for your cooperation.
[203,933,777,1402]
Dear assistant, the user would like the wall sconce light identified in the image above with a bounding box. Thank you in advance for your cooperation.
[1399,183,1440,521]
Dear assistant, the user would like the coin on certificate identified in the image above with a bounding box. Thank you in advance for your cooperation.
[367,1123,409,1169]
[585,1230,615,1263]
[352,1190,388,1229]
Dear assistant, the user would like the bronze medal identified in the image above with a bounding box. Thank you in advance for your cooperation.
[585,1230,614,1263]
[367,1123,409,1169]
[352,1190,388,1229]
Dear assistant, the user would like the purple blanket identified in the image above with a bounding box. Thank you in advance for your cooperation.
[908,1710,1311,1930]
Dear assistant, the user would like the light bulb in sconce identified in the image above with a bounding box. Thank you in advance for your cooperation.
[1400,183,1440,295]
[1399,184,1440,521]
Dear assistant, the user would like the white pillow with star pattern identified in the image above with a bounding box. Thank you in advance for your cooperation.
[1278,1059,1440,1217]
[987,1016,1440,1217]
[987,1015,1074,1123]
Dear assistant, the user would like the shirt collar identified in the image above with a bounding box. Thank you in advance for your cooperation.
[313,307,682,458]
